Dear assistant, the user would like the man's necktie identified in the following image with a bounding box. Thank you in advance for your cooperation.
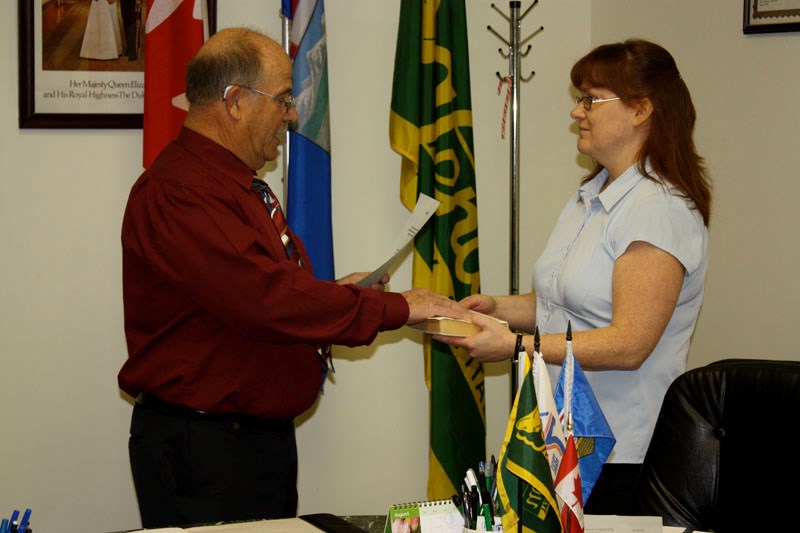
[252,178,305,269]
[252,178,333,385]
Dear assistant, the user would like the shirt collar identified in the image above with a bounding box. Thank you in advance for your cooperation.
[176,127,257,189]
[578,163,648,212]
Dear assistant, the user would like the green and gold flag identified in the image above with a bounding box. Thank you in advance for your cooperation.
[496,357,563,533]
[389,0,484,500]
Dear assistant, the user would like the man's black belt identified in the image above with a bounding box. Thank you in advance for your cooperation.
[135,392,293,431]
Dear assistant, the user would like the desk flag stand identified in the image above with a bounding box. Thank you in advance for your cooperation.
[487,1,543,403]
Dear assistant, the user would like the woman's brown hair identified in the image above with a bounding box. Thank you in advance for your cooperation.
[571,39,711,226]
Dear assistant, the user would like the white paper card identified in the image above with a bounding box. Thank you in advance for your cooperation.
[357,193,440,288]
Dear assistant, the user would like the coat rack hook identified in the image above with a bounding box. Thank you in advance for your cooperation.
[520,26,544,48]
[487,25,510,47]
[519,0,539,21]
[490,3,510,22]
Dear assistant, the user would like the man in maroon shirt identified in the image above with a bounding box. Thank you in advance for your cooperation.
[120,27,465,529]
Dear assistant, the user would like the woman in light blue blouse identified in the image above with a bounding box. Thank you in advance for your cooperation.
[438,39,711,514]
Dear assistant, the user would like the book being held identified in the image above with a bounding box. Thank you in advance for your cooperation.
[408,312,509,337]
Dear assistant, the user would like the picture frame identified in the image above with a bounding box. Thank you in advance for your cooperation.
[743,0,800,34]
[18,0,217,129]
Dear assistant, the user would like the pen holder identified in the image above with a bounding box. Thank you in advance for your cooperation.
[464,524,505,533]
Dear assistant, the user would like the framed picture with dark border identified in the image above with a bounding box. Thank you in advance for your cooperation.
[744,0,800,34]
[18,0,217,129]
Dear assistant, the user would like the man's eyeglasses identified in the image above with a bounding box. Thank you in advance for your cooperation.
[574,95,621,111]
[222,84,294,113]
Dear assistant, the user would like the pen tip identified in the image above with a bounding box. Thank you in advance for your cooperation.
[566,320,572,341]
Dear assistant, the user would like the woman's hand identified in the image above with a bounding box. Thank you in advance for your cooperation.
[458,294,497,315]
[434,310,519,362]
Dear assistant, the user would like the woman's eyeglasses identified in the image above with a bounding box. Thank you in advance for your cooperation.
[574,95,621,111]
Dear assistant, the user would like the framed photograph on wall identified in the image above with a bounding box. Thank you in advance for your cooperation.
[743,0,800,34]
[18,0,217,129]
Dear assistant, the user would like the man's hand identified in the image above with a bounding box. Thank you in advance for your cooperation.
[337,272,389,291]
[401,288,467,324]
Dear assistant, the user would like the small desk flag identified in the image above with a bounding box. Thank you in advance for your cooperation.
[554,345,616,504]
[496,356,562,533]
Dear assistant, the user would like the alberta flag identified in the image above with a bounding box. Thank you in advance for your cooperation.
[282,0,334,280]
[390,0,483,500]
[496,356,562,533]
[143,0,208,168]
[554,345,616,504]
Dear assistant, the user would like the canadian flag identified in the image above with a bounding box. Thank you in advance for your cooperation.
[555,429,584,533]
[142,0,207,168]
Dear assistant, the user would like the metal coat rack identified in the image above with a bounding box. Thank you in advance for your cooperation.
[488,1,543,403]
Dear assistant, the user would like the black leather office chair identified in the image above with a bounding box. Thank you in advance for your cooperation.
[627,358,800,532]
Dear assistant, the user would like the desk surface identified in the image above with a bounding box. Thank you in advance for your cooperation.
[117,514,385,533]
[126,518,330,532]
[339,515,385,533]
[116,515,703,533]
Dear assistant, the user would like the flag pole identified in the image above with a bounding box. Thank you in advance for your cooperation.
[280,8,291,203]
[488,1,543,408]
[513,334,525,533]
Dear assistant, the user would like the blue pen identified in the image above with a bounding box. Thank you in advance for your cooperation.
[8,511,19,533]
[1,518,9,533]
[16,509,31,533]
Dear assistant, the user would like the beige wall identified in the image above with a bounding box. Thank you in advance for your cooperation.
[0,1,796,532]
